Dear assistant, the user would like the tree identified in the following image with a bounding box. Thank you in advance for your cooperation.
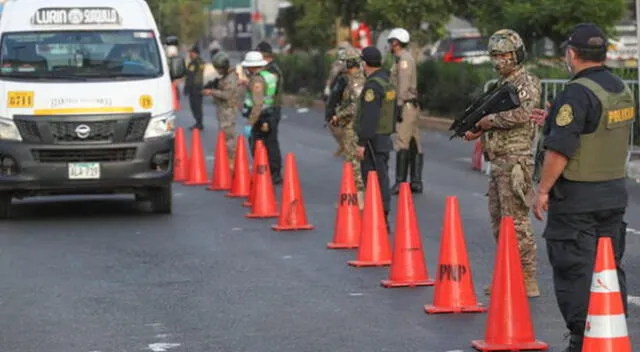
[276,0,337,51]
[145,0,209,44]
[470,0,627,50]
[364,0,452,43]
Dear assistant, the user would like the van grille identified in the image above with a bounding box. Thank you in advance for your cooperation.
[13,114,150,144]
[31,148,137,163]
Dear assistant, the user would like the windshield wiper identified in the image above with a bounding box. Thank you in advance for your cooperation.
[0,71,88,81]
[77,72,160,79]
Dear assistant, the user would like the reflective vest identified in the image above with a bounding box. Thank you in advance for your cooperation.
[244,70,277,110]
[562,77,634,182]
[355,76,396,135]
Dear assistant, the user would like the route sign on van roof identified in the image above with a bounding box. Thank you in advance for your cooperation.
[31,7,121,26]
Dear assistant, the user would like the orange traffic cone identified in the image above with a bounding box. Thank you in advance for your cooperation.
[327,162,361,249]
[424,196,485,314]
[272,153,314,231]
[207,130,232,191]
[184,129,210,185]
[173,127,189,182]
[581,237,631,352]
[243,141,262,207]
[381,182,434,287]
[226,135,251,198]
[348,171,391,267]
[172,81,181,111]
[246,142,279,218]
[471,216,548,351]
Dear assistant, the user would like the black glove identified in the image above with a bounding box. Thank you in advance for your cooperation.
[396,105,403,123]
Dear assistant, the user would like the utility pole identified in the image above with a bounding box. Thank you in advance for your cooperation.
[633,0,639,151]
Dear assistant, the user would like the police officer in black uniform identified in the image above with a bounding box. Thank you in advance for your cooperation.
[532,23,632,352]
[184,45,205,130]
[256,41,283,184]
[355,46,395,230]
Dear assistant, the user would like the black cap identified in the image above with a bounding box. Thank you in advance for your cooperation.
[562,23,608,50]
[189,44,200,54]
[360,46,382,66]
[256,41,273,54]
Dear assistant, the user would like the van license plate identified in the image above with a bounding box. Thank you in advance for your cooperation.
[68,163,100,179]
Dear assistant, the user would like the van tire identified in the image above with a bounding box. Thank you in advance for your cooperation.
[0,193,12,219]
[149,185,172,214]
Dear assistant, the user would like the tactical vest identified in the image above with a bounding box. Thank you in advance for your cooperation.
[244,70,277,109]
[562,77,634,182]
[355,76,397,135]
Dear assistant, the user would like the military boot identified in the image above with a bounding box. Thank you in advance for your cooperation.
[410,152,424,194]
[391,150,410,195]
[384,211,391,234]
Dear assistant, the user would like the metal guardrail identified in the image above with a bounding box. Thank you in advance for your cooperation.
[484,78,639,146]
[481,78,639,176]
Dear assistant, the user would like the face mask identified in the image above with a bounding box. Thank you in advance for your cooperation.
[490,55,513,76]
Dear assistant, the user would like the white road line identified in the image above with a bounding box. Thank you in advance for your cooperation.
[349,292,364,296]
[627,228,640,235]
[148,343,181,352]
[628,295,640,307]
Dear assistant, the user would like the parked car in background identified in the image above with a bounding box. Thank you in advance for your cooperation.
[425,29,490,65]
[606,22,638,69]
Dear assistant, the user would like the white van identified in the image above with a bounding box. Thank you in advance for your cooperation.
[0,0,186,218]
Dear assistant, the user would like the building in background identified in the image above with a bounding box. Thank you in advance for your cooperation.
[208,0,290,52]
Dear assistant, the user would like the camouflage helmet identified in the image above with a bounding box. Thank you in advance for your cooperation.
[342,47,361,63]
[488,29,526,64]
[212,52,230,69]
[337,41,351,50]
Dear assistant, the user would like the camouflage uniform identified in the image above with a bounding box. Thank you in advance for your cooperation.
[325,42,351,156]
[203,53,241,168]
[334,48,366,209]
[481,29,541,298]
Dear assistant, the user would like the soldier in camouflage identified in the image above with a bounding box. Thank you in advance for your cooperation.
[325,41,352,156]
[464,29,542,298]
[329,48,367,210]
[202,52,241,171]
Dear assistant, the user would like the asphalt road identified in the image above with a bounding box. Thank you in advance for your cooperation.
[1,99,639,352]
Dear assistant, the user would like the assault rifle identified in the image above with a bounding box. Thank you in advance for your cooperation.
[449,82,521,140]
[203,77,221,90]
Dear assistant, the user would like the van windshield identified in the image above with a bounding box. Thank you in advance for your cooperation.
[0,30,163,80]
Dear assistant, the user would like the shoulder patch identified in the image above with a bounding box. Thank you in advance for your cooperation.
[400,60,408,69]
[555,104,573,127]
[364,89,375,102]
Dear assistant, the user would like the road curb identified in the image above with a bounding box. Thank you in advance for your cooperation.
[281,94,453,132]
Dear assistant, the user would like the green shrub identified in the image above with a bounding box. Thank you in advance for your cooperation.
[275,52,638,120]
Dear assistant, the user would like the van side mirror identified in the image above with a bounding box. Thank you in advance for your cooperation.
[169,56,186,80]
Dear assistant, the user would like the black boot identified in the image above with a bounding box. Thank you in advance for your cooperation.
[562,333,583,352]
[384,211,391,234]
[410,152,424,194]
[391,150,410,195]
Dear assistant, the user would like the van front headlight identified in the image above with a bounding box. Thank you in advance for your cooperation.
[0,117,22,141]
[144,111,175,139]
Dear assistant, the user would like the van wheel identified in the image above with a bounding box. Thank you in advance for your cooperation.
[149,185,172,214]
[0,192,12,219]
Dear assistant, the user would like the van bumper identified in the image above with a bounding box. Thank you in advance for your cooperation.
[0,137,173,195]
